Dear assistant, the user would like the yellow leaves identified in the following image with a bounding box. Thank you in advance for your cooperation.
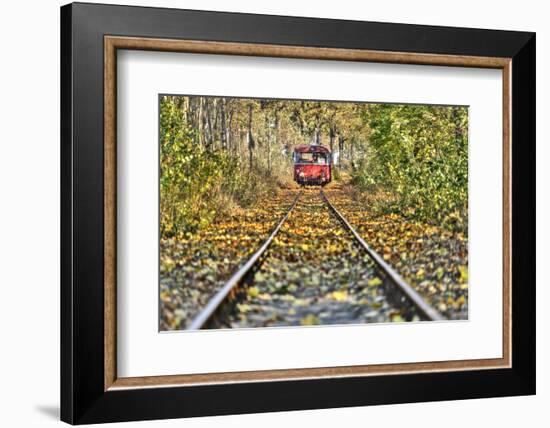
[323,243,341,253]
[254,272,266,282]
[382,246,394,261]
[300,314,320,326]
[161,184,470,329]
[247,287,260,298]
[161,256,176,273]
[390,313,405,322]
[160,290,171,302]
[458,265,468,283]
[367,277,383,287]
[236,303,252,313]
[330,290,348,301]
[445,294,466,310]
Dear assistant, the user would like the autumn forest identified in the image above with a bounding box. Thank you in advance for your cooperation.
[160,95,469,330]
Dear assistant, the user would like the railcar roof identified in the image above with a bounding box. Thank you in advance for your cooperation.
[294,144,331,153]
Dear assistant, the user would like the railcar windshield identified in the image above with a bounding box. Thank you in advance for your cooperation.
[295,152,329,164]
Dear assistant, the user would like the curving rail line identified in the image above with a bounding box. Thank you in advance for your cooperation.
[187,189,443,329]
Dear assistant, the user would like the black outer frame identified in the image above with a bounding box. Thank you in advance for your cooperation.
[60,2,535,424]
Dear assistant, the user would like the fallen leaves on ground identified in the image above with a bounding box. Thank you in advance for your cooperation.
[160,190,297,330]
[324,183,468,320]
[218,190,409,329]
[161,181,468,331]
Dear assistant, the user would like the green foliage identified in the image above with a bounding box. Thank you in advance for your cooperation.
[351,104,468,230]
[160,94,469,236]
[161,98,214,235]
[160,96,283,236]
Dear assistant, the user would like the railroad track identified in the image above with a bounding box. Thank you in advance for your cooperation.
[187,189,443,330]
[186,191,302,330]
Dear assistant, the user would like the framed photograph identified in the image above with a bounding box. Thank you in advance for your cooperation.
[61,2,535,424]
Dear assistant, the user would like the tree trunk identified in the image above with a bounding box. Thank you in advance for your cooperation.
[350,140,355,170]
[220,98,227,150]
[206,99,214,150]
[338,134,345,169]
[267,117,272,174]
[239,129,245,162]
[314,114,321,145]
[247,105,254,171]
[227,110,234,153]
[329,124,335,153]
[272,112,280,172]
[198,97,204,147]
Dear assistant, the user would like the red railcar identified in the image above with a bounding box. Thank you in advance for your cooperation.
[293,144,332,186]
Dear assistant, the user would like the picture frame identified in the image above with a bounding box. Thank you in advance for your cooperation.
[60,2,535,424]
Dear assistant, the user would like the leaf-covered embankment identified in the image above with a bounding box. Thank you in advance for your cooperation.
[160,190,297,330]
[325,183,468,320]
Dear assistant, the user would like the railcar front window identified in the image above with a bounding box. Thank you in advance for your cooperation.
[297,153,327,164]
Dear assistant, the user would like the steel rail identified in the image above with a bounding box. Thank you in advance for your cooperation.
[321,190,445,321]
[187,191,302,330]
